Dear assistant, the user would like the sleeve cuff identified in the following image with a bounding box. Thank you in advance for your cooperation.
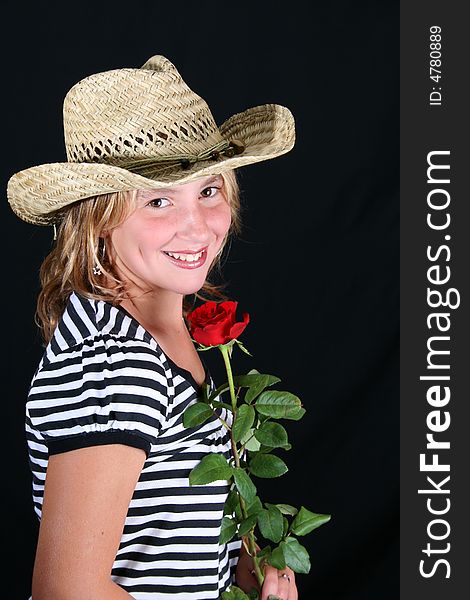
[47,430,152,457]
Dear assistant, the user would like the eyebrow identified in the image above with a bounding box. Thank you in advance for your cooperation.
[139,175,223,197]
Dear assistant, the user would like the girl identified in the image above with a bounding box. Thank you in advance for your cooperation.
[8,54,297,600]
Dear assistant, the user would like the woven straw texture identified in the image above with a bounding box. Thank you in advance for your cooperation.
[7,55,295,225]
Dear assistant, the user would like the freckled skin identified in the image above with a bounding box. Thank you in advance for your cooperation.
[108,174,232,299]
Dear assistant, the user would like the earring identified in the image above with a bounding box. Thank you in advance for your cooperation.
[92,238,106,276]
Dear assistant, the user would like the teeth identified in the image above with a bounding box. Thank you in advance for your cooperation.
[165,250,204,262]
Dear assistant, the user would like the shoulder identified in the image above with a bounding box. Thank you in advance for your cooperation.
[30,291,173,401]
[27,295,174,451]
[42,291,155,364]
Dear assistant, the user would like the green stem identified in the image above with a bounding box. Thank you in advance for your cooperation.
[213,411,230,431]
[218,343,265,589]
[219,344,237,413]
[230,435,264,587]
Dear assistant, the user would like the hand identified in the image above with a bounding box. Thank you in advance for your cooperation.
[235,543,298,600]
[260,564,297,600]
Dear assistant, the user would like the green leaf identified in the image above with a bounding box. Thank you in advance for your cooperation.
[208,383,230,403]
[275,504,299,516]
[258,505,284,543]
[245,375,281,404]
[234,500,243,521]
[224,488,239,516]
[189,453,234,485]
[280,537,311,574]
[207,374,278,410]
[245,495,263,517]
[240,428,261,452]
[264,504,292,537]
[183,402,215,427]
[254,422,289,448]
[232,373,281,404]
[268,545,286,570]
[245,437,262,452]
[209,399,234,412]
[233,468,257,502]
[283,516,289,537]
[247,587,260,600]
[221,584,251,599]
[232,373,276,387]
[255,545,271,560]
[233,404,256,442]
[234,371,281,404]
[220,516,237,544]
[290,506,332,536]
[255,391,306,420]
[249,453,288,478]
[238,513,259,536]
[256,444,276,454]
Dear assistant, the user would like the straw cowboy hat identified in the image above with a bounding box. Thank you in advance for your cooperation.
[7,54,295,225]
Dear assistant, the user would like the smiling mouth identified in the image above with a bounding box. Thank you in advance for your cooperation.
[163,249,205,262]
[162,248,208,268]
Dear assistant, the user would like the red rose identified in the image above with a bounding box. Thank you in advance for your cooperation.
[187,300,250,346]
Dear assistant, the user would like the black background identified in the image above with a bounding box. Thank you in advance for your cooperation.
[2,1,398,598]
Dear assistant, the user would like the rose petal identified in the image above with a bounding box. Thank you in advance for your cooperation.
[228,312,250,340]
[187,301,248,346]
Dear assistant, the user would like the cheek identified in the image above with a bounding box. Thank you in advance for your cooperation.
[213,202,233,236]
[109,222,144,262]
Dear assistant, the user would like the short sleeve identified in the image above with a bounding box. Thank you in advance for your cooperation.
[26,335,170,458]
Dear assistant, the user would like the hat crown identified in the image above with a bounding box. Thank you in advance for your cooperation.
[63,55,222,164]
[8,53,296,226]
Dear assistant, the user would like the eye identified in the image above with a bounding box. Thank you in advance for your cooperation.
[201,186,221,198]
[147,197,171,209]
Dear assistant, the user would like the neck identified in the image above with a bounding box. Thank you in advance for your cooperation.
[120,289,186,335]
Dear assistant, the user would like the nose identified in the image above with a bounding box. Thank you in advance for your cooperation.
[177,201,211,243]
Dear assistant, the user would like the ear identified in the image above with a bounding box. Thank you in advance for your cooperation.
[99,233,115,260]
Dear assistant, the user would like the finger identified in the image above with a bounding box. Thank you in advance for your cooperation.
[277,567,296,600]
[260,565,281,600]
[285,568,297,600]
[277,572,290,599]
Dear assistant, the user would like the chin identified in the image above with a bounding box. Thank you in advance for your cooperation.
[169,278,208,296]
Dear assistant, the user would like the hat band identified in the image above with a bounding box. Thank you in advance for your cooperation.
[117,139,245,178]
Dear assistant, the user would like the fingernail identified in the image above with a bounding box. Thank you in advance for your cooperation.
[268,596,282,600]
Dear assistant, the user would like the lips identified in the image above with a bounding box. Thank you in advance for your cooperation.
[162,248,208,269]
[164,249,204,261]
[163,247,207,254]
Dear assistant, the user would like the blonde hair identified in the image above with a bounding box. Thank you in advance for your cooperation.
[36,170,242,343]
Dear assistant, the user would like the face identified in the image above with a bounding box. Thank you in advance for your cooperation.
[107,174,232,297]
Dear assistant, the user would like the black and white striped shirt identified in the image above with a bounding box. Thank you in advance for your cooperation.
[26,291,241,599]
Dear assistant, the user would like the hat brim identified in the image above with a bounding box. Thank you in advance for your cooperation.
[8,104,295,225]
